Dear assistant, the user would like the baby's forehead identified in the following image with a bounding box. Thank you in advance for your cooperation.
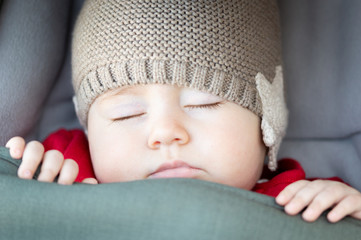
[102,85,144,97]
[98,84,221,99]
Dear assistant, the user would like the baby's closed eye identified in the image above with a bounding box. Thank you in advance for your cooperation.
[106,101,146,122]
[184,101,224,110]
[112,113,145,122]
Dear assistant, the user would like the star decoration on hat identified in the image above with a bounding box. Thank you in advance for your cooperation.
[256,66,288,170]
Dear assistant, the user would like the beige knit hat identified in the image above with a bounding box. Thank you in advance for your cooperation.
[72,0,288,170]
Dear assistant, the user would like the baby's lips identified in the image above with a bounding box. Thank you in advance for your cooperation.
[148,160,202,179]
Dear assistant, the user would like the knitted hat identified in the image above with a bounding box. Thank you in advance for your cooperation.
[72,0,288,170]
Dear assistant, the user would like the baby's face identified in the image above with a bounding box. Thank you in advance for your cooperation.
[87,84,266,189]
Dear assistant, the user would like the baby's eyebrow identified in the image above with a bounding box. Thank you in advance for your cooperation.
[98,86,145,103]
[96,86,146,107]
[107,86,140,97]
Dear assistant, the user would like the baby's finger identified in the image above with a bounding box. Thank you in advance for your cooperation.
[37,150,64,182]
[301,183,347,222]
[18,141,44,179]
[5,136,25,159]
[283,180,327,216]
[82,178,98,184]
[57,159,79,185]
[276,180,309,205]
[327,194,361,223]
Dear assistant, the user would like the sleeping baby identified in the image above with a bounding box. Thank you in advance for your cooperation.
[6,0,361,223]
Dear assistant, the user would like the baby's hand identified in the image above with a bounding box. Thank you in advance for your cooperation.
[5,136,83,185]
[276,180,361,223]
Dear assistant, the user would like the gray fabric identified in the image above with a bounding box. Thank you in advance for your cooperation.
[1,176,361,240]
[0,0,71,145]
[1,148,361,239]
[26,0,83,141]
[278,0,361,190]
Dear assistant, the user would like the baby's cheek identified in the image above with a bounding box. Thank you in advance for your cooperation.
[89,143,120,183]
[197,146,257,189]
[91,155,112,183]
[92,147,147,183]
[226,162,263,190]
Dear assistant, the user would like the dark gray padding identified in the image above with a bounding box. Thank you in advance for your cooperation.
[278,0,361,190]
[0,0,71,145]
[26,0,84,141]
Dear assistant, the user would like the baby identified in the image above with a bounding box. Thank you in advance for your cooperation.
[6,0,361,223]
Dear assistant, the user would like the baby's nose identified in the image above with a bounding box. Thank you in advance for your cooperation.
[147,118,190,149]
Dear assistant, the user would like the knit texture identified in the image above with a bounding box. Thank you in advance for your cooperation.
[72,0,286,169]
[256,66,288,170]
[73,0,281,122]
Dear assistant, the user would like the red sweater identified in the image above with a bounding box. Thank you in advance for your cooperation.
[43,129,342,197]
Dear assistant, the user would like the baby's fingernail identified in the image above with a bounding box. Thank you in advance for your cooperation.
[285,202,302,215]
[327,212,340,223]
[276,195,285,204]
[22,170,32,179]
[285,203,294,211]
[303,209,316,222]
[13,149,23,159]
[11,148,18,156]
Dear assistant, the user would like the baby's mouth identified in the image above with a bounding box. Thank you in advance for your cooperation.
[147,160,202,179]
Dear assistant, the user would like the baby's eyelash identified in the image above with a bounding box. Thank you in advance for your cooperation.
[111,102,224,122]
[112,113,145,122]
[185,102,224,110]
